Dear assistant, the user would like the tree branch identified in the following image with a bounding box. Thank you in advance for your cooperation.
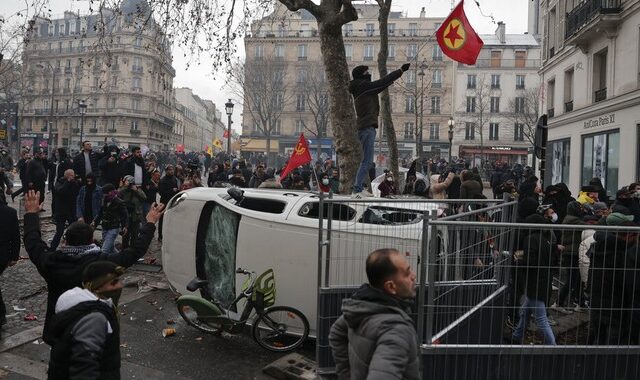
[336,0,358,25]
[278,0,321,18]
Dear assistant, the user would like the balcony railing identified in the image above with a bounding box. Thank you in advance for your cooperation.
[130,129,141,135]
[595,88,607,102]
[459,59,541,69]
[565,0,622,39]
[565,100,574,112]
[547,108,555,118]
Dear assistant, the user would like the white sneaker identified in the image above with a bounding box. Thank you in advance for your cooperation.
[551,302,573,315]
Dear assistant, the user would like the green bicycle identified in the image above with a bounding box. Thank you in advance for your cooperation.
[176,267,309,352]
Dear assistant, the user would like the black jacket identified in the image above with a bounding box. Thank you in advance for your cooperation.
[121,158,149,186]
[25,158,48,187]
[73,151,102,179]
[158,175,179,205]
[22,213,155,339]
[48,159,73,191]
[518,215,556,303]
[348,69,403,130]
[98,156,122,188]
[46,299,120,380]
[53,178,81,217]
[0,203,20,266]
[94,197,128,230]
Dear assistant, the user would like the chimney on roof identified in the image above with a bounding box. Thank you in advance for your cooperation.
[420,7,426,18]
[496,21,506,44]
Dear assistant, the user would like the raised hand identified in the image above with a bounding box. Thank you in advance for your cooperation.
[146,202,166,224]
[24,190,42,214]
[401,63,411,72]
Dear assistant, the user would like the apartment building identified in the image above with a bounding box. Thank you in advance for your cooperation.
[540,0,638,196]
[20,0,176,152]
[454,22,541,167]
[242,4,454,161]
[174,88,225,153]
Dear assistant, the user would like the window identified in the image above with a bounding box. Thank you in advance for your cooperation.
[405,70,416,85]
[466,96,476,113]
[274,44,285,58]
[345,44,353,60]
[433,45,443,61]
[298,202,356,221]
[514,123,525,141]
[404,122,414,139]
[273,93,284,110]
[432,70,442,87]
[490,97,500,113]
[388,44,396,60]
[254,44,264,58]
[43,99,49,112]
[429,123,440,140]
[93,77,99,88]
[430,96,440,114]
[515,97,525,113]
[467,74,476,89]
[491,74,500,89]
[546,139,571,186]
[388,23,396,35]
[465,122,475,140]
[132,77,141,90]
[489,123,499,140]
[515,50,526,68]
[564,68,574,111]
[134,36,142,48]
[297,44,308,60]
[366,23,375,37]
[65,78,71,89]
[593,48,607,102]
[405,95,415,113]
[516,75,525,89]
[111,76,118,88]
[343,23,353,36]
[297,69,307,84]
[364,44,374,60]
[407,44,417,59]
[582,130,619,196]
[296,94,305,111]
[408,23,418,36]
[131,120,139,130]
[295,120,305,134]
[547,79,555,115]
[272,120,282,135]
[319,93,329,110]
[132,98,140,110]
[109,98,116,110]
[491,51,502,67]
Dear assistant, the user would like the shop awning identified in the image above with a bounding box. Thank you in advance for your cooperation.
[240,139,280,152]
[459,146,529,155]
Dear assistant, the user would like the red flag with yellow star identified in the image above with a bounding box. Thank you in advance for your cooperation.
[436,0,484,65]
[280,134,312,179]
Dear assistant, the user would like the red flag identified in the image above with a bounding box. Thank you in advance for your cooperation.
[223,129,229,138]
[436,0,484,65]
[280,134,312,179]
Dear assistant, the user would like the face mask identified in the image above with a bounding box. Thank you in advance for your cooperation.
[363,74,372,81]
[550,213,558,223]
[322,179,329,185]
[96,288,123,306]
[386,177,393,182]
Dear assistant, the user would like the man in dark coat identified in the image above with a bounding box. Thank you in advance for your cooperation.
[50,169,81,250]
[0,192,20,331]
[22,190,164,340]
[48,148,73,217]
[98,145,122,189]
[25,149,48,205]
[73,141,103,182]
[349,63,409,196]
[121,146,149,187]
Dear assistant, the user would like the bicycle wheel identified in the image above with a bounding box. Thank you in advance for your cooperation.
[177,296,225,335]
[252,306,309,352]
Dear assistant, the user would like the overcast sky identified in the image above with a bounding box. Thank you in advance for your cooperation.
[3,0,531,132]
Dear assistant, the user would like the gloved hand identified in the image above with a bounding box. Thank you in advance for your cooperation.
[401,63,411,72]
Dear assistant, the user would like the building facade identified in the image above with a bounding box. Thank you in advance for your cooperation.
[539,0,637,196]
[242,4,455,162]
[174,88,223,153]
[21,0,175,152]
[453,22,541,167]
[173,100,199,152]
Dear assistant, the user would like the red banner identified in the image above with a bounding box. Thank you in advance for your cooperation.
[436,0,484,65]
[280,134,312,179]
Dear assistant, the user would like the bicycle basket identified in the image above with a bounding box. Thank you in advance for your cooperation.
[252,269,276,309]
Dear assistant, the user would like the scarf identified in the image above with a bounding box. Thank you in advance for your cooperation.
[59,243,101,256]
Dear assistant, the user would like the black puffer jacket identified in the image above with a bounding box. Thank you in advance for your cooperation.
[349,66,403,130]
[518,214,556,303]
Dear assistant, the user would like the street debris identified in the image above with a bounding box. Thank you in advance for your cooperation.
[12,306,26,311]
[195,337,203,341]
[162,328,176,338]
[166,319,176,325]
[24,313,38,321]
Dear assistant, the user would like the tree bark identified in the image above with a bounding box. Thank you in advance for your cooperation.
[376,0,400,184]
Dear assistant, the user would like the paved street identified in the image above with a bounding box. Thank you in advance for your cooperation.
[0,213,314,379]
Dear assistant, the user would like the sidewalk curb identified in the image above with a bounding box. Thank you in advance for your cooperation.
[0,326,43,354]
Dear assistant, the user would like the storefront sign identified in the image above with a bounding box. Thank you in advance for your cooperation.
[583,113,615,129]
[490,146,512,151]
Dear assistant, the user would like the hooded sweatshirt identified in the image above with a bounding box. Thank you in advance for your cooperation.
[328,284,419,380]
[349,67,403,130]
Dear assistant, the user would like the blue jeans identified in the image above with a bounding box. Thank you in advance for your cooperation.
[512,296,556,345]
[102,228,120,254]
[354,127,376,193]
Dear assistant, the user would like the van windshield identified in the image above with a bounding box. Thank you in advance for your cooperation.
[359,206,423,225]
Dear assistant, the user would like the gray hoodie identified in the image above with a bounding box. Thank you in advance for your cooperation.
[329,284,419,380]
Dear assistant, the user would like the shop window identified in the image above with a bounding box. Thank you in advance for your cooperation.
[546,139,570,186]
[582,130,619,197]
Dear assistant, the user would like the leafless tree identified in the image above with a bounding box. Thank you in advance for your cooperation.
[229,56,293,168]
[460,74,492,168]
[506,86,540,145]
[295,64,330,160]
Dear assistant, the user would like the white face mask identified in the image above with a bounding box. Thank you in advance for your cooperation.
[322,179,329,185]
[550,213,558,223]
[386,177,393,182]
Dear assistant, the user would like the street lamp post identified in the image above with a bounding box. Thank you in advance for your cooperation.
[417,63,427,163]
[447,117,455,163]
[225,99,234,156]
[78,100,87,147]
[36,62,56,151]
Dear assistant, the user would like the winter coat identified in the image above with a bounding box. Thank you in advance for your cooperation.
[98,157,122,188]
[519,214,556,303]
[329,284,419,380]
[48,158,73,191]
[73,150,102,179]
[577,191,596,205]
[22,212,155,340]
[460,179,483,199]
[46,288,120,380]
[53,178,81,218]
[94,198,128,231]
[158,175,179,205]
[378,180,398,198]
[25,158,47,187]
[76,186,103,222]
[578,230,596,284]
[429,172,454,200]
[248,173,267,188]
[0,203,20,267]
[121,158,149,186]
[119,186,147,223]
[560,202,586,258]
[348,70,403,130]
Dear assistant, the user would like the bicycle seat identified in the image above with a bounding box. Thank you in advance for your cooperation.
[186,278,209,292]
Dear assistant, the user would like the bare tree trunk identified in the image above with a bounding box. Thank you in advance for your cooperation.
[376,0,400,183]
[266,133,272,168]
[318,18,360,193]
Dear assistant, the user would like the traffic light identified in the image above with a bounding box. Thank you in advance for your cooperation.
[534,114,548,160]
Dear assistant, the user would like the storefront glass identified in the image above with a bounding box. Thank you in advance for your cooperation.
[582,130,619,197]
[547,139,570,186]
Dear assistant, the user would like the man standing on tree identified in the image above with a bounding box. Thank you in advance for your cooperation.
[349,63,410,197]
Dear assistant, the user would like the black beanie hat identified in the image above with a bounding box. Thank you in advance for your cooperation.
[352,65,369,79]
[82,261,124,291]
